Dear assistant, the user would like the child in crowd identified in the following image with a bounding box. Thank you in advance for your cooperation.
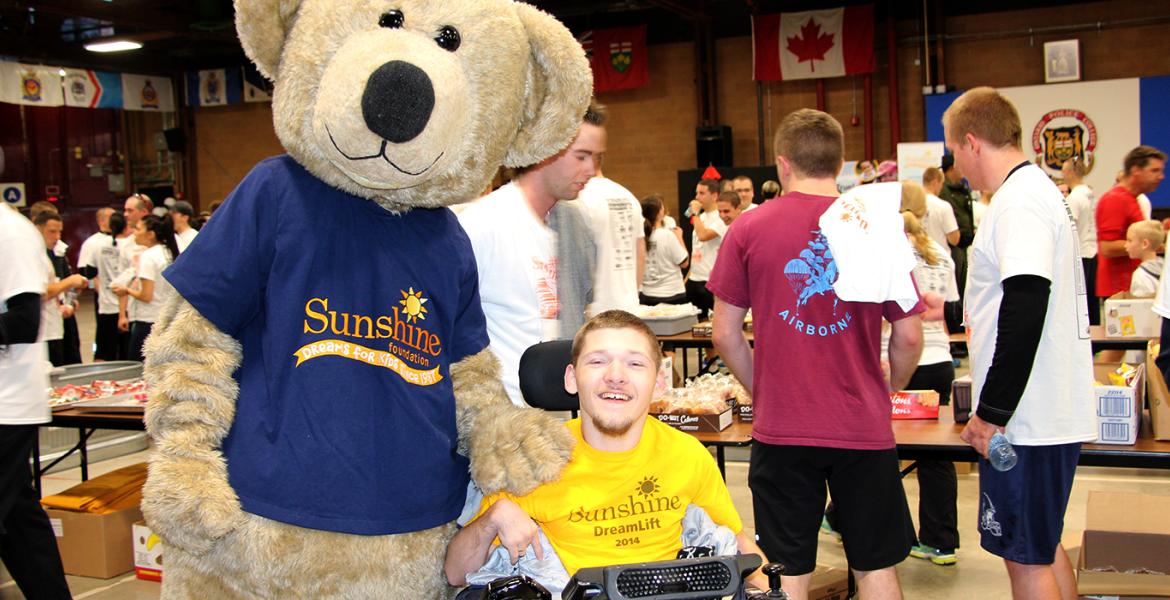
[1125,219,1164,298]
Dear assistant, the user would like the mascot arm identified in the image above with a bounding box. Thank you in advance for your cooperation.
[141,294,247,555]
[451,347,574,496]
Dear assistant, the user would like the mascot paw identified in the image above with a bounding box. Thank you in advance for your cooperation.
[469,406,575,496]
[142,451,246,556]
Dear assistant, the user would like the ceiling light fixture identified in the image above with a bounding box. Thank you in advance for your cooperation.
[84,39,142,53]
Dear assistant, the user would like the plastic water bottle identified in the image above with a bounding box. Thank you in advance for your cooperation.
[987,432,1018,472]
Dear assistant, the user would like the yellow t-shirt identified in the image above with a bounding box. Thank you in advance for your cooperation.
[476,417,742,576]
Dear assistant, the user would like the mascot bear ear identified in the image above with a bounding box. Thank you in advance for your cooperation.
[503,3,595,169]
[234,0,304,80]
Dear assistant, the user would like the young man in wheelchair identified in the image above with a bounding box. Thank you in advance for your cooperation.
[445,310,768,592]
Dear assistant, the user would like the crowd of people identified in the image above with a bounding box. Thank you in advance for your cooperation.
[2,86,1166,600]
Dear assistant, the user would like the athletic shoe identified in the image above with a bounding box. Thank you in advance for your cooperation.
[909,544,957,565]
[819,516,842,542]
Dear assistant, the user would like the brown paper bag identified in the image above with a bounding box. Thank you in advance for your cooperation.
[1144,341,1170,441]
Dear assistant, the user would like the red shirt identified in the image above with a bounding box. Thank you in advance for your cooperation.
[707,192,924,450]
[1095,185,1143,297]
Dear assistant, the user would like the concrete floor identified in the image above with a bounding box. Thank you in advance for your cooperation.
[3,292,1169,599]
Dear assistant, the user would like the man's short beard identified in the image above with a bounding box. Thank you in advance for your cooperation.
[593,415,636,438]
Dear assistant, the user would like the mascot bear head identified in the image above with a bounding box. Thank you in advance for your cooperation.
[235,0,593,211]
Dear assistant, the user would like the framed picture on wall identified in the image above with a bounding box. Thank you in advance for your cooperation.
[1044,39,1080,83]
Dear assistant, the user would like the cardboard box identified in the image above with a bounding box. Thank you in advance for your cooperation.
[890,390,940,420]
[1093,363,1146,445]
[44,504,141,578]
[652,408,732,432]
[1077,491,1170,599]
[1145,341,1170,441]
[133,521,163,582]
[808,564,850,600]
[1104,293,1160,338]
[737,403,753,422]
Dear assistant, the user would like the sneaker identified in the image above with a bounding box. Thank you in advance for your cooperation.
[819,516,842,542]
[909,544,957,566]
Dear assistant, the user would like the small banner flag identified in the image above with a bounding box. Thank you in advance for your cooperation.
[0,62,64,106]
[62,69,123,109]
[753,5,875,81]
[121,73,174,112]
[242,64,272,102]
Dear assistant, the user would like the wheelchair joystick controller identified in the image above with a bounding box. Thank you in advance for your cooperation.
[761,562,789,599]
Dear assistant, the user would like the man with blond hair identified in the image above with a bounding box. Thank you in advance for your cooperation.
[709,108,924,600]
[945,87,1094,600]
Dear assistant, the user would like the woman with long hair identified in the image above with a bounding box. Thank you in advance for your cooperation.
[899,180,962,566]
[93,212,131,360]
[639,194,689,305]
[112,214,179,361]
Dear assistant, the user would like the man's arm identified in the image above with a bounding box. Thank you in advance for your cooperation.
[635,237,646,292]
[711,299,752,395]
[1098,239,1128,258]
[0,292,41,345]
[444,498,544,586]
[887,314,924,391]
[45,274,86,298]
[946,229,960,247]
[735,532,769,590]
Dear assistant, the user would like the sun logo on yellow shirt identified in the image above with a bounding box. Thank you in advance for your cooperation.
[398,288,429,323]
[636,476,660,498]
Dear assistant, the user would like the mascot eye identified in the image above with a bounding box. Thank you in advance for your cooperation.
[435,26,461,52]
[379,10,405,29]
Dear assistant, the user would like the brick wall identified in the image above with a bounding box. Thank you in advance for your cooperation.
[192,0,1169,212]
[193,102,282,205]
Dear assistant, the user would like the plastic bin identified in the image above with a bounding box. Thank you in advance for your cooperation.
[50,361,143,387]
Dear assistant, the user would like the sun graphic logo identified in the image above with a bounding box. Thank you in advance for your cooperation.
[636,476,660,498]
[398,287,429,323]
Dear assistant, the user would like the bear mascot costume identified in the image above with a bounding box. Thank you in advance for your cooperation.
[140,0,592,597]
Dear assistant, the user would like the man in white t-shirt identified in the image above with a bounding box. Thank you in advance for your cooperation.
[0,205,73,599]
[171,200,199,252]
[686,178,727,319]
[946,87,1095,600]
[922,167,961,250]
[732,175,758,212]
[116,193,153,333]
[77,207,114,278]
[459,102,603,406]
[578,171,644,315]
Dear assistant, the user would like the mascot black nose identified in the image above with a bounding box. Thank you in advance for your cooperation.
[361,61,435,144]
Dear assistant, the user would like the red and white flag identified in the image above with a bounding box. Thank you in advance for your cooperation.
[752,5,874,81]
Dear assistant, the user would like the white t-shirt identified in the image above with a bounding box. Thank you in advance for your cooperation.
[458,183,558,406]
[131,244,176,324]
[965,163,1095,445]
[1138,193,1152,220]
[642,227,688,298]
[40,253,63,342]
[924,194,959,250]
[176,228,198,253]
[1130,258,1162,299]
[688,210,726,281]
[1152,232,1170,319]
[93,235,129,315]
[77,230,106,272]
[913,240,960,365]
[0,207,51,424]
[578,176,642,314]
[1065,184,1097,259]
[972,201,987,230]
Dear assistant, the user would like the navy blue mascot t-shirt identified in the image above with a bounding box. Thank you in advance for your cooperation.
[165,156,489,534]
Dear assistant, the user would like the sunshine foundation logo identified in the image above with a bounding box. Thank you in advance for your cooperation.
[569,477,680,541]
[293,289,444,386]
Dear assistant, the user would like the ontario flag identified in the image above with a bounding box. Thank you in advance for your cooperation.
[752,5,875,81]
[580,25,649,93]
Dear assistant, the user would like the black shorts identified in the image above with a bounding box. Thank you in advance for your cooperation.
[94,313,121,361]
[978,442,1080,565]
[749,442,913,574]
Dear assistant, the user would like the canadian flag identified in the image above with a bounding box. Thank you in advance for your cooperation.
[752,5,875,81]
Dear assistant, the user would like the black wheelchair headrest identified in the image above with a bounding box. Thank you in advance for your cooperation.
[518,340,579,412]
